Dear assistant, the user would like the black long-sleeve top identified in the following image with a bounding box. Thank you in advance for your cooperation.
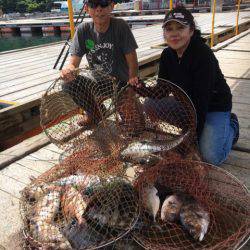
[158,35,232,138]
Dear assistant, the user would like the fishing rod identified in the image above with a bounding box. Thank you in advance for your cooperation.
[53,0,87,70]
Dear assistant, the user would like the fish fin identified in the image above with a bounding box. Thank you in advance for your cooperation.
[199,232,205,241]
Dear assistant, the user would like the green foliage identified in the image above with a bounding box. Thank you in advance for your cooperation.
[0,0,53,13]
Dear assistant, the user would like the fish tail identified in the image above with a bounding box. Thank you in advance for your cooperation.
[165,130,190,151]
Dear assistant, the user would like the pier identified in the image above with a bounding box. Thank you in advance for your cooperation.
[0,8,249,249]
[0,10,250,149]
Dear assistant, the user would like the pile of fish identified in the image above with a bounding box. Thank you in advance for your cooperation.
[140,185,210,242]
[20,129,200,249]
[21,174,139,249]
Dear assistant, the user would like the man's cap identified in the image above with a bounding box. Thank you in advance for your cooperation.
[162,7,194,28]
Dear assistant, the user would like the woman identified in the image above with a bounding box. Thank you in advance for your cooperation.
[145,6,239,165]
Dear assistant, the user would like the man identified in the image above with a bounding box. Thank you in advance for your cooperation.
[61,0,143,130]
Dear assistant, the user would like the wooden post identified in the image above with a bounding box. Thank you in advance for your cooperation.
[210,0,216,47]
[67,0,75,39]
[235,0,241,35]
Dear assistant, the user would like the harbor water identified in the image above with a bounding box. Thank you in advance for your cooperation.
[0,33,67,53]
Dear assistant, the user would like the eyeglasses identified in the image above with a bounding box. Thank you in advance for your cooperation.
[87,0,111,8]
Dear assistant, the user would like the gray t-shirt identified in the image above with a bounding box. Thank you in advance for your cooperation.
[70,17,138,82]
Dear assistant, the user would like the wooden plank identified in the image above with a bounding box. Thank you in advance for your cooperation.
[1,162,39,185]
[16,155,55,174]
[0,133,49,169]
[219,64,250,79]
[224,42,250,52]
[215,50,250,59]
[212,30,250,52]
[222,150,250,189]
[0,190,23,250]
[0,173,26,198]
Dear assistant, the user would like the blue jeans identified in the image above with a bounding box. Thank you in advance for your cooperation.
[144,98,238,166]
[199,111,238,166]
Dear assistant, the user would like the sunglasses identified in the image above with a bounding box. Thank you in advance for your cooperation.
[87,0,111,8]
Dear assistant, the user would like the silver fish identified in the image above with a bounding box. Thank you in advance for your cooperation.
[22,183,61,201]
[53,174,100,188]
[30,190,72,248]
[161,194,183,222]
[142,186,160,222]
[180,201,210,242]
[23,174,100,201]
[120,131,190,165]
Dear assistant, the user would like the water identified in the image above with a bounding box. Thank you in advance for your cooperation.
[0,24,145,53]
[0,33,67,53]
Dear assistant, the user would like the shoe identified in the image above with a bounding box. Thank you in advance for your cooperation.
[230,113,239,145]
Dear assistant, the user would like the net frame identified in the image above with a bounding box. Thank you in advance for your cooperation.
[40,69,199,159]
[132,159,250,250]
[20,172,140,250]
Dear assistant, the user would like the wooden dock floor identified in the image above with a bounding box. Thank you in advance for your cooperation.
[0,10,249,103]
[0,15,250,250]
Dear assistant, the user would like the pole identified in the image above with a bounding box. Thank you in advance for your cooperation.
[169,0,173,10]
[67,0,75,39]
[235,0,241,35]
[53,1,86,69]
[210,0,216,48]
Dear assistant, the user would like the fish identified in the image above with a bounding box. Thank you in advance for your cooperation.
[85,180,138,229]
[104,237,144,250]
[30,190,72,249]
[53,174,100,188]
[161,194,184,222]
[22,174,100,201]
[141,186,160,222]
[63,220,103,249]
[22,183,61,201]
[119,131,190,165]
[61,186,89,225]
[180,201,210,242]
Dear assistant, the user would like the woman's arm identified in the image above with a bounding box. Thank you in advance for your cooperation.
[192,49,215,137]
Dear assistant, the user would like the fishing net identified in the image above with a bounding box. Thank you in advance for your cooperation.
[20,170,139,250]
[132,160,250,250]
[40,69,198,175]
[24,68,249,250]
[40,68,120,150]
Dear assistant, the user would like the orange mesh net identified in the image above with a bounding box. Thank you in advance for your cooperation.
[40,69,197,159]
[133,160,250,250]
[20,172,139,249]
[20,69,249,249]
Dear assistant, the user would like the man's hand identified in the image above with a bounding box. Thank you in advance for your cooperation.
[60,55,82,83]
[60,64,77,83]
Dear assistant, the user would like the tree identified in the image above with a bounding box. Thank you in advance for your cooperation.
[0,0,53,13]
[0,0,18,13]
[16,1,27,12]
